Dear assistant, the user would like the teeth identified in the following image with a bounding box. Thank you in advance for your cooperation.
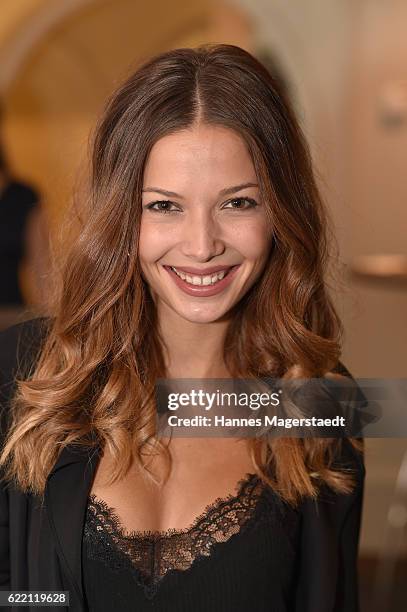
[171,267,229,286]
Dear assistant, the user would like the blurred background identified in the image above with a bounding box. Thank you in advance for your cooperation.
[0,0,406,608]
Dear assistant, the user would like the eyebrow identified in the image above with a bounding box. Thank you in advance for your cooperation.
[141,182,258,199]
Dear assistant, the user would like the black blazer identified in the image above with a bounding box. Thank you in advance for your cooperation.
[0,318,365,612]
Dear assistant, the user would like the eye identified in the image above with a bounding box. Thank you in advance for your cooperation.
[143,200,181,214]
[222,197,258,210]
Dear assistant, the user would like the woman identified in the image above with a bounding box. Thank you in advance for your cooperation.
[0,44,365,612]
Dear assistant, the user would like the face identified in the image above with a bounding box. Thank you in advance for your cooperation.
[139,124,273,325]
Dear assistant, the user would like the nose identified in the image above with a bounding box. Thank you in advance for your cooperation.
[180,208,225,262]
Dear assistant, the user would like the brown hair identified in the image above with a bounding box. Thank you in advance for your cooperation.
[0,44,362,504]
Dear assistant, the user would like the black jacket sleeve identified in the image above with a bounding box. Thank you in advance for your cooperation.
[295,438,365,612]
[0,317,50,590]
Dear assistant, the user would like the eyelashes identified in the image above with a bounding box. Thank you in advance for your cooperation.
[143,197,259,214]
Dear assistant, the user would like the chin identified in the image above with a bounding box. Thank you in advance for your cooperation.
[175,306,231,324]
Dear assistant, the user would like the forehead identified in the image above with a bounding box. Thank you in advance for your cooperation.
[142,124,257,188]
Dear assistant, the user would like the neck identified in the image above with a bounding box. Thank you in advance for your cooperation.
[157,304,232,379]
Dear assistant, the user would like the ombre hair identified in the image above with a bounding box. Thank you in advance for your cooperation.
[0,44,362,503]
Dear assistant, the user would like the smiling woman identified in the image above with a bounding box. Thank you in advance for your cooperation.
[0,45,364,612]
[139,125,272,333]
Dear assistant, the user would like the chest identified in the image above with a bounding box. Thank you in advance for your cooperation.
[89,438,256,533]
[82,472,298,608]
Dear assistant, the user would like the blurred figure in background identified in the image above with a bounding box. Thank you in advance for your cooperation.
[0,104,50,313]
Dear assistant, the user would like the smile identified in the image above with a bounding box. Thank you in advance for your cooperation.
[171,266,231,286]
[163,264,241,297]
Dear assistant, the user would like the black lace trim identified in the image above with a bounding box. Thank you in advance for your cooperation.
[83,472,274,599]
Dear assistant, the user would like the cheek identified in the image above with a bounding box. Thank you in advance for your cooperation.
[138,223,169,263]
[231,223,271,261]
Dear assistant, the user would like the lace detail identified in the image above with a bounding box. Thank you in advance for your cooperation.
[83,473,271,599]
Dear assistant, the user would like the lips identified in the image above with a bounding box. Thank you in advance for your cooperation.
[163,264,241,297]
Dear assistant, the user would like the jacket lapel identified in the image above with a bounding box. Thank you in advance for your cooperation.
[44,443,102,608]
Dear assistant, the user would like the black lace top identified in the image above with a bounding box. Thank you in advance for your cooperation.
[82,473,301,611]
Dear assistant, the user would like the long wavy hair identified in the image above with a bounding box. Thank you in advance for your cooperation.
[0,44,362,504]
